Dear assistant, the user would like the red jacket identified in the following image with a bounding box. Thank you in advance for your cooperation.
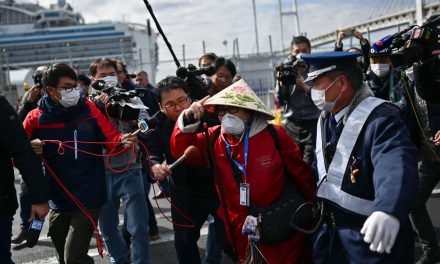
[23,98,123,212]
[171,123,316,263]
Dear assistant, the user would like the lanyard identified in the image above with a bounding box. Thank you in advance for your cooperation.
[225,126,250,182]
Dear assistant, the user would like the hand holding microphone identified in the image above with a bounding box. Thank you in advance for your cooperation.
[168,146,197,170]
[120,120,149,148]
[151,146,197,180]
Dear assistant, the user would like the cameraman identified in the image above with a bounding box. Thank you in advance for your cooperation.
[276,36,319,165]
[405,43,440,263]
[17,66,48,121]
[366,35,406,109]
[90,58,150,264]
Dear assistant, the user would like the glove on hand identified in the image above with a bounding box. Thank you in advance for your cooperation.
[360,211,400,254]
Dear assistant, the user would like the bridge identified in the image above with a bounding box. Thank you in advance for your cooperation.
[310,0,440,48]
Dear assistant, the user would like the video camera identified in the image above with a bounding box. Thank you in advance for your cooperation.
[32,71,44,89]
[389,16,440,69]
[91,80,147,121]
[275,56,307,87]
[176,64,215,100]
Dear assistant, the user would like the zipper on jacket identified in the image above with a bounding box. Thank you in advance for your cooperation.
[74,130,78,160]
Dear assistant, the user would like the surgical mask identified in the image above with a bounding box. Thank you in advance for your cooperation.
[58,87,80,108]
[99,75,118,87]
[221,113,245,136]
[405,66,414,82]
[311,78,342,113]
[371,63,390,77]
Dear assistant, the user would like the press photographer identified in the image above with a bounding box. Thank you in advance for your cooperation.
[389,16,440,103]
[89,58,150,264]
[275,36,319,165]
[176,63,216,100]
[388,16,440,264]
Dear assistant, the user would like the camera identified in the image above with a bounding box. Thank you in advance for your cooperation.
[389,16,440,69]
[91,80,147,121]
[275,56,307,87]
[176,64,215,100]
[32,70,44,89]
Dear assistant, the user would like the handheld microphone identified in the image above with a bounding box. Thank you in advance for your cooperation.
[131,120,149,137]
[27,217,44,248]
[168,146,197,170]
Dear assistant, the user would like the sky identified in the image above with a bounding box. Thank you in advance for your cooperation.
[20,0,419,79]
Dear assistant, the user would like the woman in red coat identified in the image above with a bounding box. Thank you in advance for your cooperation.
[169,79,317,263]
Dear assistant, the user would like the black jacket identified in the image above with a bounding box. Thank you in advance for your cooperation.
[0,96,49,215]
[143,113,216,197]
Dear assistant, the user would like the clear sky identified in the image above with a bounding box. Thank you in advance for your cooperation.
[20,0,421,79]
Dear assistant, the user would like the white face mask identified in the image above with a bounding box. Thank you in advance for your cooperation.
[371,63,390,77]
[221,113,245,136]
[99,75,118,87]
[311,78,342,113]
[58,87,80,108]
[405,66,414,82]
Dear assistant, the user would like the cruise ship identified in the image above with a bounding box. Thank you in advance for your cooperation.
[0,0,158,104]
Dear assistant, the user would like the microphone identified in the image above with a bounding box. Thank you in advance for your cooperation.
[176,65,215,79]
[131,119,149,137]
[168,146,197,170]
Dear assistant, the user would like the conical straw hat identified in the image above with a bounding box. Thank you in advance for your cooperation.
[205,79,274,120]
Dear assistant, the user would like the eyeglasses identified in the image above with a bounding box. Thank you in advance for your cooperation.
[163,97,191,110]
[216,106,239,116]
[57,85,79,93]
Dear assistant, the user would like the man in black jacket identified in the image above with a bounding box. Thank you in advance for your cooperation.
[0,95,50,264]
[146,76,222,264]
[13,65,48,245]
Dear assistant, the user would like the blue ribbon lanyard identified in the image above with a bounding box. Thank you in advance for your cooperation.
[225,126,250,183]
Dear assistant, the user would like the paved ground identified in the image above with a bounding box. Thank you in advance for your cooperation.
[9,174,440,263]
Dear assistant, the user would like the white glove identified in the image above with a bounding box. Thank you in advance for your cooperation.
[360,211,400,254]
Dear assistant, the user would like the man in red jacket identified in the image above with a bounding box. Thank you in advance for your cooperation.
[23,63,134,264]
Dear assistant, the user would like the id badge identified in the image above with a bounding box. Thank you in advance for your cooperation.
[239,183,250,207]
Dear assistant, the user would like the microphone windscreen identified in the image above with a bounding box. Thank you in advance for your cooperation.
[176,67,188,79]
[183,145,197,159]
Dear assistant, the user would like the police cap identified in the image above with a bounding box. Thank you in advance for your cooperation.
[302,51,362,83]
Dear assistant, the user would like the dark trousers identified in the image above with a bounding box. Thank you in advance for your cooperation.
[285,118,317,165]
[0,214,14,264]
[18,180,31,227]
[410,142,440,258]
[313,221,414,264]
[48,208,100,264]
[172,188,221,264]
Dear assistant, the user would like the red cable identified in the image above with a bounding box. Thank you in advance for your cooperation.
[42,137,197,245]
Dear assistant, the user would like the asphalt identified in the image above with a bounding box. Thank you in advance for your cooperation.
[9,174,440,263]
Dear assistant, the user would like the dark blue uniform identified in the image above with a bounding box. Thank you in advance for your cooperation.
[314,101,418,264]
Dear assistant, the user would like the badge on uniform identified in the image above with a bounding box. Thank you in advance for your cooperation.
[350,156,360,184]
[240,183,250,206]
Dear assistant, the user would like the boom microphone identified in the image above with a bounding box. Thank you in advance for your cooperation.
[168,146,197,170]
[176,65,215,79]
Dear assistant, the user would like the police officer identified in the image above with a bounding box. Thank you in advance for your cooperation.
[301,51,418,263]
